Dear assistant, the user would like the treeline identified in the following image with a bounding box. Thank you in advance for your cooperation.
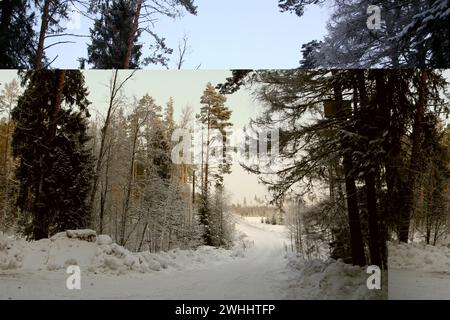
[0,0,197,69]
[220,69,450,268]
[0,70,234,253]
[279,0,450,68]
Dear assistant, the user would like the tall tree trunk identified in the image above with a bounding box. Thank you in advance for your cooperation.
[365,171,382,266]
[33,160,47,240]
[121,135,137,245]
[50,70,65,141]
[357,70,382,266]
[35,0,50,69]
[89,70,118,226]
[342,153,366,266]
[121,109,147,245]
[202,108,212,245]
[399,69,429,242]
[333,71,366,266]
[99,143,112,234]
[123,0,142,69]
[204,108,211,195]
[375,70,402,262]
[1,107,11,227]
[138,217,149,252]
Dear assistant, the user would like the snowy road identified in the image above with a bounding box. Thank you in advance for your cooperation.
[389,269,450,300]
[0,216,290,300]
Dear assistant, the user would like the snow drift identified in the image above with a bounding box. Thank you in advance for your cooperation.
[0,230,243,275]
[389,241,450,273]
[283,255,387,300]
[1,218,386,300]
[388,239,450,299]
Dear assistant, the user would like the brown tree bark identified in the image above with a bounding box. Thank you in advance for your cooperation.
[123,0,142,69]
[333,71,366,266]
[35,0,50,70]
[357,70,382,267]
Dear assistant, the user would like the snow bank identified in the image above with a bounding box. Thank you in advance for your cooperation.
[442,234,450,246]
[389,242,450,273]
[0,230,245,275]
[0,233,23,270]
[283,255,387,300]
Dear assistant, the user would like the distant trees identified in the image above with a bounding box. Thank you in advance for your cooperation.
[11,70,93,239]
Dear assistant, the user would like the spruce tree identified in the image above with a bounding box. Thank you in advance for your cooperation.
[0,0,36,68]
[87,0,143,69]
[12,70,93,240]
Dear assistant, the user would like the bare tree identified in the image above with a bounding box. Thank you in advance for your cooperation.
[175,34,190,69]
[89,70,135,228]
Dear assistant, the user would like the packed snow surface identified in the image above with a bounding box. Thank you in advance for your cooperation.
[1,217,382,299]
[389,240,450,299]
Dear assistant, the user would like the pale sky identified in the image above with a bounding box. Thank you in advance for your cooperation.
[44,0,331,69]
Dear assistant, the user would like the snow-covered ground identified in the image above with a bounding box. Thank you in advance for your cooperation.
[0,216,383,299]
[389,239,450,300]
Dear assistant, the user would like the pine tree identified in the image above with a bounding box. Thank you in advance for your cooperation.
[121,0,197,69]
[34,0,77,69]
[12,70,93,240]
[88,0,197,69]
[0,0,36,68]
[87,0,143,69]
[197,83,232,246]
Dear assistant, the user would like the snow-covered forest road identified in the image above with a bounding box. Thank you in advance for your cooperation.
[0,216,290,300]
